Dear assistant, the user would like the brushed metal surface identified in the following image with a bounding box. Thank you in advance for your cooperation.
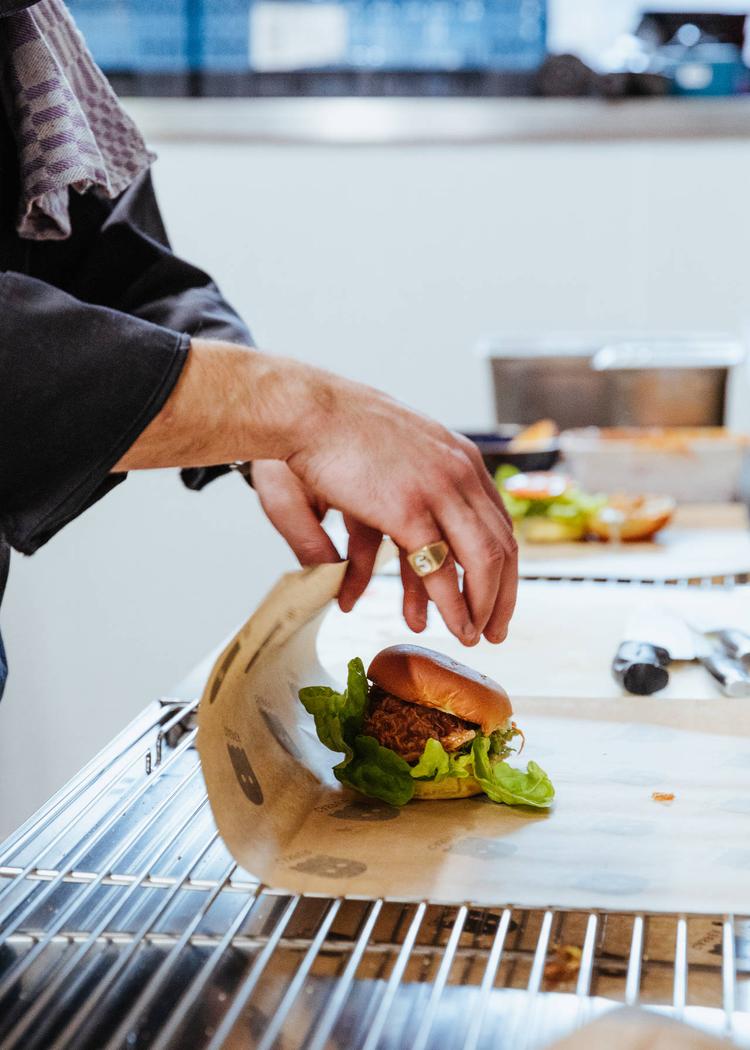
[488,356,728,429]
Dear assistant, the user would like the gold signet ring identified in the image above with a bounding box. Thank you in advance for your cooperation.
[407,540,450,577]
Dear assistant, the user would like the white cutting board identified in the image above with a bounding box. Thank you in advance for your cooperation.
[326,505,750,582]
[317,576,750,701]
[518,504,750,580]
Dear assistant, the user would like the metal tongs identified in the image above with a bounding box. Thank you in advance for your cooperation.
[714,628,750,668]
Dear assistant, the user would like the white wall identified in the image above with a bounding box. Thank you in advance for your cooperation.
[152,135,750,413]
[2,121,750,837]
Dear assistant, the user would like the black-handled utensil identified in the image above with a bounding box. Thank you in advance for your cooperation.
[612,640,671,696]
[615,610,750,698]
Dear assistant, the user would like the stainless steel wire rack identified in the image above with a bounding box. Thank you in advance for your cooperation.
[1,574,749,1050]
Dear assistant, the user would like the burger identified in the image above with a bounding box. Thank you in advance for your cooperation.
[496,468,605,543]
[299,645,554,808]
[496,468,675,545]
[587,493,676,543]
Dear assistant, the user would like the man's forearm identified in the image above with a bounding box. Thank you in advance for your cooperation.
[114,339,325,471]
[113,335,519,647]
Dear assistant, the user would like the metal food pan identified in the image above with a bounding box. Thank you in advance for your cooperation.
[478,336,742,430]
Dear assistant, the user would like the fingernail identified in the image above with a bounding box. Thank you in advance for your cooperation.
[462,623,479,646]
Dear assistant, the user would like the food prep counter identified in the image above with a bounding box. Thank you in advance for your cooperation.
[2,552,750,1048]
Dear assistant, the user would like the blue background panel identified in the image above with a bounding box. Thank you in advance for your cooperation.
[66,0,546,74]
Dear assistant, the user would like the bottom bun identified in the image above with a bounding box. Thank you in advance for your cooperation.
[412,776,484,800]
[521,517,585,544]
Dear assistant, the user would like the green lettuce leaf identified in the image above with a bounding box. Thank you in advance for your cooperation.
[409,738,474,782]
[494,464,519,486]
[336,735,414,806]
[497,491,531,522]
[298,657,368,762]
[494,466,605,531]
[344,657,369,719]
[489,725,522,758]
[471,735,554,808]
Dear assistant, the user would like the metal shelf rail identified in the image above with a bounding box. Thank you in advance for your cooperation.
[1,575,749,1049]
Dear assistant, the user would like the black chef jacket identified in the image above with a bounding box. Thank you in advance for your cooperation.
[0,106,252,699]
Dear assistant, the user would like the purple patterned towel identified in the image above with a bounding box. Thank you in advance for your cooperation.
[0,0,154,240]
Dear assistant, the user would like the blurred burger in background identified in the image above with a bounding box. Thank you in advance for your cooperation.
[497,469,605,543]
[496,469,676,544]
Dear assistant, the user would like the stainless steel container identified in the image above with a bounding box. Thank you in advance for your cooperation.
[479,335,744,429]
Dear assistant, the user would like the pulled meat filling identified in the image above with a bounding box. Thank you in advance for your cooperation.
[362,690,477,764]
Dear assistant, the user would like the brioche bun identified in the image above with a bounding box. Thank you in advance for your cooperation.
[589,495,676,542]
[507,419,559,452]
[367,645,511,736]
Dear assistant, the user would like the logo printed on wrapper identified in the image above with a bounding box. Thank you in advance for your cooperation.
[610,768,662,788]
[227,743,264,805]
[590,819,654,838]
[447,837,518,861]
[720,796,750,815]
[243,621,283,675]
[290,855,367,878]
[329,800,400,822]
[572,872,650,897]
[718,848,750,870]
[258,706,304,762]
[208,641,241,704]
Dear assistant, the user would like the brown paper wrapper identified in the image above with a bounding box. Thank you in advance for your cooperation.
[546,1008,733,1049]
[198,563,750,909]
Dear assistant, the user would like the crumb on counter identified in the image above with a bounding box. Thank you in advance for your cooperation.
[544,944,582,986]
[652,792,675,804]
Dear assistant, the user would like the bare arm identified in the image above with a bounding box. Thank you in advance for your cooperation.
[116,337,518,647]
[115,340,314,470]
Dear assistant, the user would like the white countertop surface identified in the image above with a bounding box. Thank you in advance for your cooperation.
[125,96,750,146]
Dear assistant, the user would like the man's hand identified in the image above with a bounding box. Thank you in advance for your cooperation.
[252,461,449,634]
[251,460,383,615]
[115,339,518,645]
[285,377,517,646]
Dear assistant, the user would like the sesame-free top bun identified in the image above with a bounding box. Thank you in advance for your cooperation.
[367,645,511,735]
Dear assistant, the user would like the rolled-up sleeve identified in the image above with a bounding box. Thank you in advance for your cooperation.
[0,271,188,555]
[67,171,253,348]
[62,172,253,493]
